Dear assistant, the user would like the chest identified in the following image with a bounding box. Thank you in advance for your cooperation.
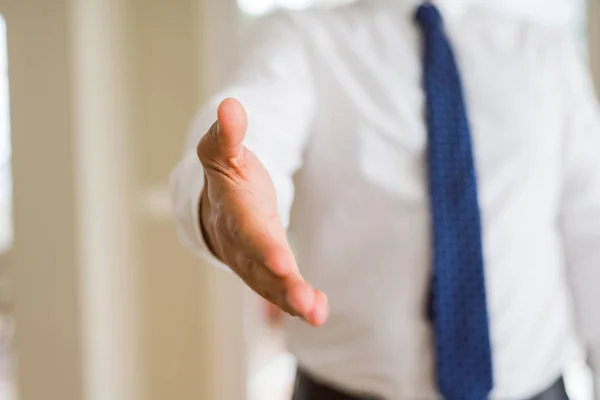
[308,20,564,202]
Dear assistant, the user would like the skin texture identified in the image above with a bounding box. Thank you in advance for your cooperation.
[197,98,329,327]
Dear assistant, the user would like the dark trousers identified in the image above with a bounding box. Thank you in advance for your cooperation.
[292,368,569,400]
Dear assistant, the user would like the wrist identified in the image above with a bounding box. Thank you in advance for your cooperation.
[199,185,221,260]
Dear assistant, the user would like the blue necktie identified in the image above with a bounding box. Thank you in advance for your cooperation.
[415,4,493,400]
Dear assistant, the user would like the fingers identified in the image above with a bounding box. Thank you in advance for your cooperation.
[285,276,316,315]
[258,238,299,278]
[309,290,329,327]
[242,217,328,326]
[233,250,328,327]
[197,98,247,165]
[286,279,328,327]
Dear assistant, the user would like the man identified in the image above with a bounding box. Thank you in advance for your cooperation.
[170,0,600,399]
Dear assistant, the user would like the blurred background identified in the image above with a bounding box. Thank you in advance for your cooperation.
[0,0,597,399]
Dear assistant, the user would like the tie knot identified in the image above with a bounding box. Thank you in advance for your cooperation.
[415,3,443,31]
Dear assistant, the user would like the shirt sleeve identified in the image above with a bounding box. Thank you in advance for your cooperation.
[169,12,316,268]
[557,34,600,395]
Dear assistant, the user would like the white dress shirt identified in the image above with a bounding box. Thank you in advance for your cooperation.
[170,0,600,398]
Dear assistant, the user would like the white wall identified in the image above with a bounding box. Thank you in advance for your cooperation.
[5,0,233,399]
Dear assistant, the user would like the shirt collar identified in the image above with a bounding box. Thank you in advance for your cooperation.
[361,0,474,20]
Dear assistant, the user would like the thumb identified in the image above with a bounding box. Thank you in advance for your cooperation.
[197,98,247,163]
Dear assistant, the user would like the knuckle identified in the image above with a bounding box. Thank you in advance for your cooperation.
[207,120,220,140]
[196,121,219,161]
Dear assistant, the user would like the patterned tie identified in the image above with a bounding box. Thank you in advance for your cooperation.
[415,4,493,400]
